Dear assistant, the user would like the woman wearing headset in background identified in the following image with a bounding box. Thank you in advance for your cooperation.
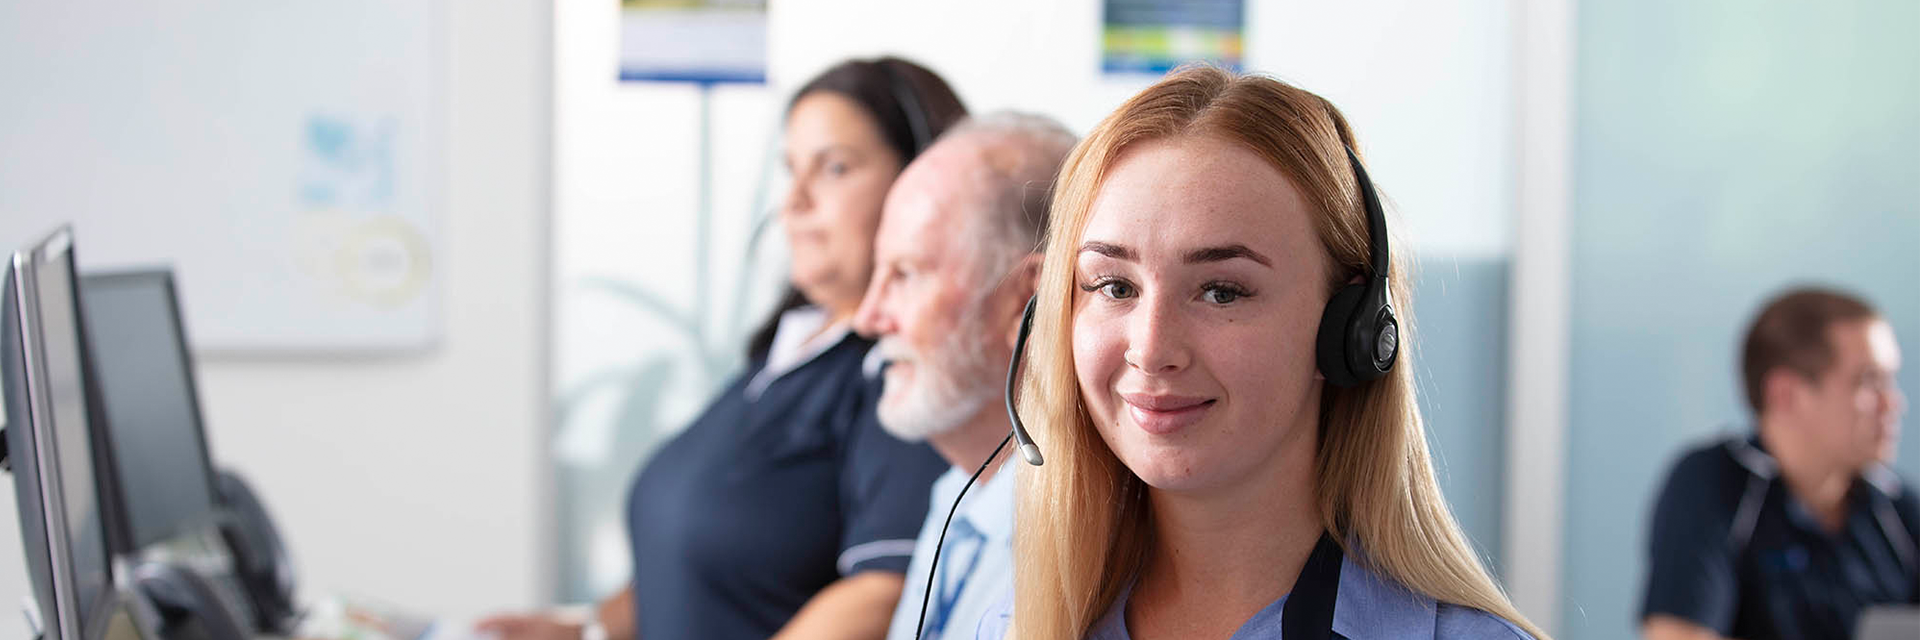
[481,57,962,640]
[980,67,1546,639]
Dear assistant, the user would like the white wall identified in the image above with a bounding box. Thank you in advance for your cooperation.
[767,0,1515,257]
[196,0,552,619]
[0,0,552,631]
[548,0,791,601]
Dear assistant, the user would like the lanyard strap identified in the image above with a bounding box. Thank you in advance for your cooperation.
[923,523,987,639]
[1281,533,1345,640]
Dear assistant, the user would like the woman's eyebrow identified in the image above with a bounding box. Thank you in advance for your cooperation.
[789,144,861,169]
[1078,242,1273,267]
[1183,244,1272,267]
[1079,241,1135,261]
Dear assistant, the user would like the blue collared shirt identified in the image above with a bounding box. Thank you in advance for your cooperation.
[887,463,1017,640]
[1641,435,1919,640]
[973,546,1531,639]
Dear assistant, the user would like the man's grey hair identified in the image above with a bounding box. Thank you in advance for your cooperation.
[939,112,1079,287]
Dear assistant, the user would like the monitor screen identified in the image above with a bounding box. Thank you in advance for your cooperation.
[3,227,117,640]
[80,271,220,549]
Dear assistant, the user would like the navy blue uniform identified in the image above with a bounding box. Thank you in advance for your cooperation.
[625,331,945,639]
[1642,436,1920,640]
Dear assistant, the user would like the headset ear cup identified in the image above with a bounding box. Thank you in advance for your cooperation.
[1343,281,1399,384]
[1365,305,1400,379]
[1316,285,1366,388]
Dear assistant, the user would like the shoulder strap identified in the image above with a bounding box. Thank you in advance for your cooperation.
[1282,533,1344,640]
[1862,467,1919,575]
[1722,437,1775,559]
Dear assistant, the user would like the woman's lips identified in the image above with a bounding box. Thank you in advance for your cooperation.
[1120,393,1216,435]
[785,226,829,245]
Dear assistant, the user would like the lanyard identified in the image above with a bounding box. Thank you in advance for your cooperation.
[1280,533,1345,640]
[923,521,987,639]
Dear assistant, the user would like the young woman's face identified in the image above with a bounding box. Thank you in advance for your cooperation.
[1072,135,1331,495]
[780,91,905,315]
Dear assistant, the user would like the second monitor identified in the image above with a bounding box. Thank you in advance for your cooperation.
[79,270,221,552]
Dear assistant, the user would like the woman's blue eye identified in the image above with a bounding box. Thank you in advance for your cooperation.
[825,161,850,177]
[1081,279,1136,300]
[1202,283,1250,305]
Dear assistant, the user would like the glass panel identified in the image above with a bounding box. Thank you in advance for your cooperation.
[1411,255,1509,568]
[1565,2,1920,638]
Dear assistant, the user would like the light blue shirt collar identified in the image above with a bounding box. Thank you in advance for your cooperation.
[947,462,1015,543]
[888,462,1018,640]
[1074,549,1525,640]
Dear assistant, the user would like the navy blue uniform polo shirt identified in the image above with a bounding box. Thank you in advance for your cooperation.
[1642,436,1920,639]
[625,330,945,639]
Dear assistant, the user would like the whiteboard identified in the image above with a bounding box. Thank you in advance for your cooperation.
[0,1,441,354]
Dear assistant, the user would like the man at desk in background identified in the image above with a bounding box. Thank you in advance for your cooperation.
[850,112,1075,640]
[1643,287,1918,640]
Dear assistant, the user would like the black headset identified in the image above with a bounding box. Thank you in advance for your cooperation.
[1313,146,1400,388]
[877,60,933,159]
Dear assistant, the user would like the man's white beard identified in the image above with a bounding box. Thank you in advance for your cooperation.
[874,314,1002,443]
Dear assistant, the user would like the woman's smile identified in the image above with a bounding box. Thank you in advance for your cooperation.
[1120,392,1217,435]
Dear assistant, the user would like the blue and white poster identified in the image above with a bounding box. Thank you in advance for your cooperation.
[619,0,767,84]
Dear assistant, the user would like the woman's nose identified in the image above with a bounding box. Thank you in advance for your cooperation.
[782,176,813,218]
[1122,297,1190,375]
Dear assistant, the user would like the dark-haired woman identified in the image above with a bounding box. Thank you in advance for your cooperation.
[481,57,965,640]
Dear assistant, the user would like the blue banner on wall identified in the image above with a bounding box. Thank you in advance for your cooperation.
[1102,0,1245,75]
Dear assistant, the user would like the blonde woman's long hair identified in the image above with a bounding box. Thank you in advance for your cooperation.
[1010,66,1546,639]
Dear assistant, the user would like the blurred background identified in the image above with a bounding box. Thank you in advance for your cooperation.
[0,1,1913,639]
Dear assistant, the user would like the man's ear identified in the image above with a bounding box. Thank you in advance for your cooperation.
[1012,255,1042,293]
[1763,368,1805,416]
[1002,255,1044,349]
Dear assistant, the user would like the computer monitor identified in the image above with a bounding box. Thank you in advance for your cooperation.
[3,226,122,640]
[79,271,221,550]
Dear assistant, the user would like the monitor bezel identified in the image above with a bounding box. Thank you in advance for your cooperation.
[5,251,61,639]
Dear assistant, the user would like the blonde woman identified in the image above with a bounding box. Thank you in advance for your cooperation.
[977,67,1547,639]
